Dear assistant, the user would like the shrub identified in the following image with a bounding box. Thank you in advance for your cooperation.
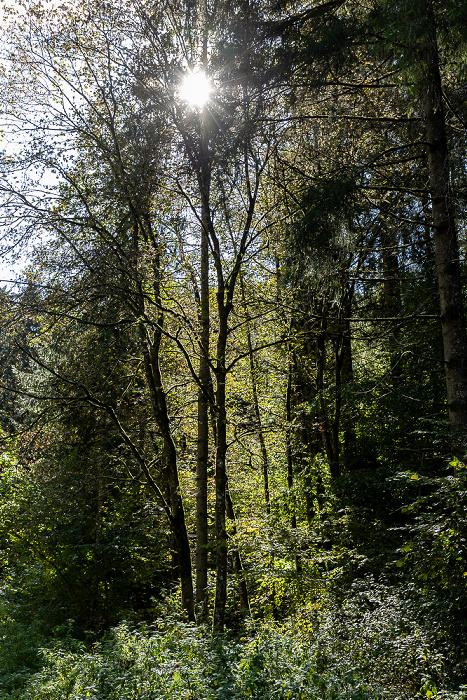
[21,620,376,700]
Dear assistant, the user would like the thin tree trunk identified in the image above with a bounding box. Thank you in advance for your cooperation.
[213,303,229,632]
[286,362,295,527]
[226,485,250,615]
[195,0,211,619]
[141,333,195,620]
[165,431,195,621]
[196,161,211,617]
[136,239,194,621]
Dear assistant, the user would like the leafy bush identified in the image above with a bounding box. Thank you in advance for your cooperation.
[391,461,467,682]
[294,578,450,699]
[0,604,44,697]
[14,585,467,700]
[19,620,375,700]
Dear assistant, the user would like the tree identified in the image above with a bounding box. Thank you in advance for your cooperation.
[0,0,291,630]
[0,0,198,617]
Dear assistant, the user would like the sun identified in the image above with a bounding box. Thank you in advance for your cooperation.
[179,71,212,108]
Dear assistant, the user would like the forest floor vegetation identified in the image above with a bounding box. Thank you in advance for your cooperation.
[1,580,465,700]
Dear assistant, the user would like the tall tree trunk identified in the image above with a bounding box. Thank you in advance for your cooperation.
[140,329,195,620]
[136,240,195,621]
[213,302,229,632]
[196,159,211,617]
[423,0,467,445]
[165,431,195,621]
[286,362,295,527]
[195,1,211,617]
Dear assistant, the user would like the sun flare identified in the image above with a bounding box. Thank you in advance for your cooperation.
[179,71,212,108]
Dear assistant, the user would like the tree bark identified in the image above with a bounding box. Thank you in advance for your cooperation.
[195,158,211,617]
[213,302,229,632]
[195,0,211,619]
[423,0,467,445]
[137,240,195,621]
[140,327,195,620]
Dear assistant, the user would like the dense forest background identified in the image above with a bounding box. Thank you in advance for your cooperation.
[1,0,467,697]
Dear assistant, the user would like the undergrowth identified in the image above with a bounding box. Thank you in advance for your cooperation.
[2,580,466,700]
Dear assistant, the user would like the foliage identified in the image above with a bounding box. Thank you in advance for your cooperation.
[0,438,172,636]
[1,617,394,700]
[1,0,467,696]
[391,461,467,682]
[5,580,466,700]
[0,602,44,698]
[295,579,448,700]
